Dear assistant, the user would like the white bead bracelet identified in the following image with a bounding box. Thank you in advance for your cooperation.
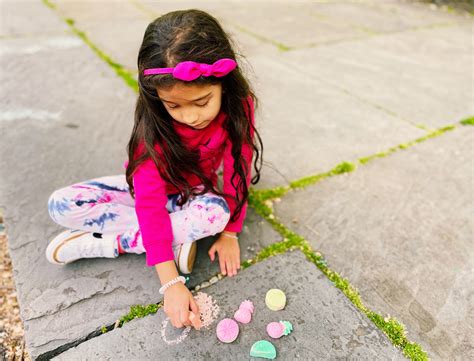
[159,276,186,295]
[222,231,238,240]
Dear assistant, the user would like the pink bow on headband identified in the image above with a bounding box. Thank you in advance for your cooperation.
[143,58,237,81]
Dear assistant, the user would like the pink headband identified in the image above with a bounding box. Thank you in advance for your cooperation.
[143,58,237,81]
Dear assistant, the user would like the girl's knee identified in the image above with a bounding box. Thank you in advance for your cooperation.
[47,189,79,227]
[190,195,231,227]
[48,190,69,223]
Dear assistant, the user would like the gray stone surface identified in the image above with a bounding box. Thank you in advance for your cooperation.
[54,251,405,360]
[0,0,68,36]
[52,0,147,72]
[280,23,473,129]
[142,0,368,50]
[248,54,426,188]
[2,0,472,359]
[297,0,466,35]
[51,0,279,71]
[0,3,280,359]
[274,128,474,359]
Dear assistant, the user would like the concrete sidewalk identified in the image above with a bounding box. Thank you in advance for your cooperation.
[0,0,472,359]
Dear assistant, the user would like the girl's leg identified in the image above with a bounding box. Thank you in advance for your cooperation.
[168,184,231,245]
[48,177,230,256]
[48,174,137,233]
[47,174,145,254]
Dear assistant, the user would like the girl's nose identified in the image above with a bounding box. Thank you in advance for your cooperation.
[182,111,199,125]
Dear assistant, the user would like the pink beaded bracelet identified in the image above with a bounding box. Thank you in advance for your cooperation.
[159,276,186,295]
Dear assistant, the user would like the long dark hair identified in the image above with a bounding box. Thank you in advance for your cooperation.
[125,9,263,224]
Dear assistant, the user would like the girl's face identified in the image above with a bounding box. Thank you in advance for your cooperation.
[157,82,222,130]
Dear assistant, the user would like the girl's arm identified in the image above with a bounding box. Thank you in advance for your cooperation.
[133,153,176,267]
[155,260,179,284]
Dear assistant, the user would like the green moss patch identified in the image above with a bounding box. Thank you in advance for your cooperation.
[118,303,161,328]
[460,116,474,126]
[42,1,138,92]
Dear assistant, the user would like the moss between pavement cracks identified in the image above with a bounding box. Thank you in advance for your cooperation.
[43,0,138,92]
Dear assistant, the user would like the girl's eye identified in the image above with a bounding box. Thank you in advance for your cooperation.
[167,102,208,109]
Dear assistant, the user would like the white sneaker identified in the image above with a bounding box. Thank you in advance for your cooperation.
[45,229,118,265]
[172,241,197,274]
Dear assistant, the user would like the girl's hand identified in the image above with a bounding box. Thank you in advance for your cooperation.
[208,232,241,277]
[163,282,200,329]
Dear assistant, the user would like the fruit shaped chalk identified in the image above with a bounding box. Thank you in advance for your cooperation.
[234,300,255,324]
[250,340,277,360]
[239,299,255,313]
[266,320,293,339]
[216,318,239,343]
[265,289,286,311]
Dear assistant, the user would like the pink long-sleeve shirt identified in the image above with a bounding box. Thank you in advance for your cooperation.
[123,95,255,266]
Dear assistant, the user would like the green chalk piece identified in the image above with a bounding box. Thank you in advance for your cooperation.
[250,340,277,360]
[281,320,293,336]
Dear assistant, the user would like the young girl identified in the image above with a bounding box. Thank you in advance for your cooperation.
[45,9,263,330]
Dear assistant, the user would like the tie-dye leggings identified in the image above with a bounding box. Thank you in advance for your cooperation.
[47,174,231,255]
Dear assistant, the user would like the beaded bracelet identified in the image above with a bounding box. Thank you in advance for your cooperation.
[159,276,186,295]
[222,231,238,240]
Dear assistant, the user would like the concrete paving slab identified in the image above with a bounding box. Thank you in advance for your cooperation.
[52,0,147,71]
[248,54,425,189]
[280,23,473,128]
[51,0,279,71]
[0,11,280,361]
[141,0,369,49]
[273,128,474,359]
[0,0,68,37]
[53,250,405,360]
[298,0,465,35]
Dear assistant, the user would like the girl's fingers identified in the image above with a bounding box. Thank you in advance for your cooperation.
[172,315,183,328]
[219,256,226,275]
[190,296,200,315]
[208,245,216,261]
[179,310,189,327]
[228,259,235,277]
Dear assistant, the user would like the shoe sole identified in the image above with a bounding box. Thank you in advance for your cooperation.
[46,230,89,265]
[177,241,197,274]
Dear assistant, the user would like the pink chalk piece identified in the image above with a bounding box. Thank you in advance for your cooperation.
[266,322,285,339]
[239,300,255,314]
[216,318,239,343]
[234,308,251,324]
